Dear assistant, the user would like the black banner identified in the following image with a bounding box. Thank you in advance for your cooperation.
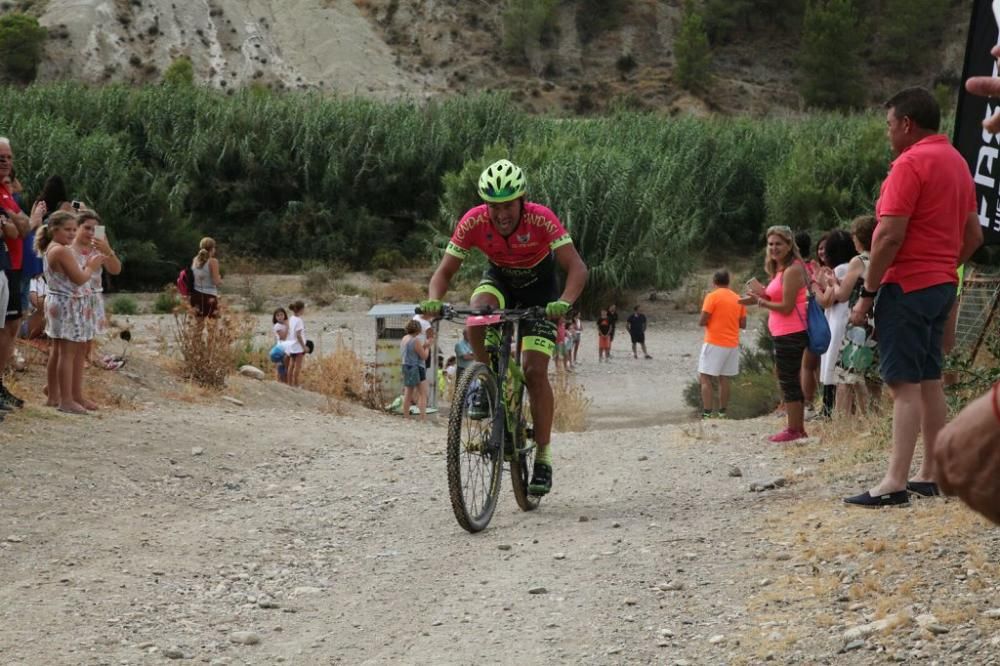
[955,0,1000,245]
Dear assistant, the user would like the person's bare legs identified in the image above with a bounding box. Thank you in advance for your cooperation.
[417,379,427,421]
[45,340,61,406]
[641,342,650,358]
[73,341,99,410]
[699,373,715,413]
[57,341,86,413]
[835,384,853,418]
[523,350,553,453]
[786,400,805,433]
[800,350,819,406]
[719,376,731,412]
[870,382,921,495]
[402,385,413,417]
[912,379,947,482]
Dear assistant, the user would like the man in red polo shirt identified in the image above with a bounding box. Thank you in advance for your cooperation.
[0,137,30,412]
[844,88,984,508]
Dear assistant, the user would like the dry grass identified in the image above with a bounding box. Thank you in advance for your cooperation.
[372,279,424,304]
[552,375,591,432]
[740,491,1000,658]
[302,336,364,400]
[172,308,253,389]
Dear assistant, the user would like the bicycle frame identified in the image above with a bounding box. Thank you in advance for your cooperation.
[433,305,543,457]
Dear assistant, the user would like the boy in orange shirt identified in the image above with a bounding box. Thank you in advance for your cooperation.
[698,269,747,418]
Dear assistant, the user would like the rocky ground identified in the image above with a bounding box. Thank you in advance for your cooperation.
[0,290,998,665]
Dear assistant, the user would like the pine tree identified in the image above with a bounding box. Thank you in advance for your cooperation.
[798,0,865,110]
[0,13,47,84]
[675,0,713,92]
[879,0,949,70]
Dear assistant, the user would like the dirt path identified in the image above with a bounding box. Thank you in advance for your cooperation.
[1,311,998,665]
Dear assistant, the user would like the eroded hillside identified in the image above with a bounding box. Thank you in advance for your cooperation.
[19,0,974,114]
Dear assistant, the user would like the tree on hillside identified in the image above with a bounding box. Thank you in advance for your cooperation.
[0,13,47,84]
[703,0,806,43]
[878,0,949,70]
[163,56,195,86]
[675,0,713,92]
[798,0,865,110]
[501,0,558,63]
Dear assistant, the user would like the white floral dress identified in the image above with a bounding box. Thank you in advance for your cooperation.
[45,246,96,342]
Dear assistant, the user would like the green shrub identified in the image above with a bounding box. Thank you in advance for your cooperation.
[798,0,866,109]
[162,56,194,86]
[370,248,407,271]
[683,346,779,419]
[0,13,46,83]
[501,0,557,59]
[109,295,139,315]
[153,289,181,314]
[675,0,712,91]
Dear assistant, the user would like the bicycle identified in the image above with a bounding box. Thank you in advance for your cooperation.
[417,304,545,533]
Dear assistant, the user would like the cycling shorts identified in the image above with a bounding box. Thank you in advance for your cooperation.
[471,262,558,357]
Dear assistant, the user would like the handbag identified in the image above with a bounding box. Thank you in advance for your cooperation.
[794,262,831,355]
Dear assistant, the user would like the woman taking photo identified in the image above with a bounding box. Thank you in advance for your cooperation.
[743,225,809,442]
[72,209,122,395]
[190,237,222,318]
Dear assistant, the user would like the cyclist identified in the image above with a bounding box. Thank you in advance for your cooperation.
[421,159,588,496]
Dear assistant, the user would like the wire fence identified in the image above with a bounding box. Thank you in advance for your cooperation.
[955,269,1000,357]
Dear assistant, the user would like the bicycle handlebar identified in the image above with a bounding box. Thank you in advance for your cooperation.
[414,304,547,321]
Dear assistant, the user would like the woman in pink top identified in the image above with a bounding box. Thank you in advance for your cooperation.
[742,225,809,442]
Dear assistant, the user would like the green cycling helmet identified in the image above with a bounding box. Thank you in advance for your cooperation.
[477,159,526,203]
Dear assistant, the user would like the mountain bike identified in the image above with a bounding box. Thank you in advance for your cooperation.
[418,305,544,533]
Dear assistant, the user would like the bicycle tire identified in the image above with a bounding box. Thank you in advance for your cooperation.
[446,362,503,533]
[509,383,541,511]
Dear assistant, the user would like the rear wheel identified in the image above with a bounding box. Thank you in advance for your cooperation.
[446,362,503,532]
[509,385,541,511]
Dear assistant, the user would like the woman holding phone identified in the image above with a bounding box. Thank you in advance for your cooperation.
[741,225,809,442]
[72,209,121,406]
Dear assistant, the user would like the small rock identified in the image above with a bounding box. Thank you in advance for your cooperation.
[163,647,185,659]
[607,646,622,655]
[191,447,204,456]
[638,455,648,461]
[553,553,566,560]
[624,597,638,606]
[982,609,1000,619]
[5,535,23,543]
[528,586,548,595]
[841,639,865,653]
[658,581,684,591]
[257,599,279,609]
[221,396,245,406]
[292,586,322,596]
[578,516,589,522]
[728,466,742,477]
[239,365,266,380]
[657,640,670,647]
[229,631,260,645]
[708,634,725,644]
[612,522,621,528]
[497,544,512,551]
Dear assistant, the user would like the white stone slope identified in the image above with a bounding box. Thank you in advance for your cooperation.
[37,0,442,97]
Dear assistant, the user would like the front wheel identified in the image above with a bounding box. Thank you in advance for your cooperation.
[446,362,503,533]
[509,386,541,512]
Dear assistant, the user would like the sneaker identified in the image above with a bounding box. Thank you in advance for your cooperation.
[0,385,23,409]
[528,462,552,495]
[768,428,808,443]
[702,410,713,420]
[466,381,490,421]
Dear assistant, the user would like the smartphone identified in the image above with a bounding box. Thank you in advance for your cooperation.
[71,200,82,210]
[94,225,106,240]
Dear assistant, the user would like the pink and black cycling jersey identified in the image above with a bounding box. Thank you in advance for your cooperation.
[446,201,573,287]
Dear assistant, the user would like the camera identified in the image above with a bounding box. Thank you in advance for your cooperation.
[71,200,83,210]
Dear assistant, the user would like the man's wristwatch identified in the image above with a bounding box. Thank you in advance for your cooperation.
[859,286,878,299]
